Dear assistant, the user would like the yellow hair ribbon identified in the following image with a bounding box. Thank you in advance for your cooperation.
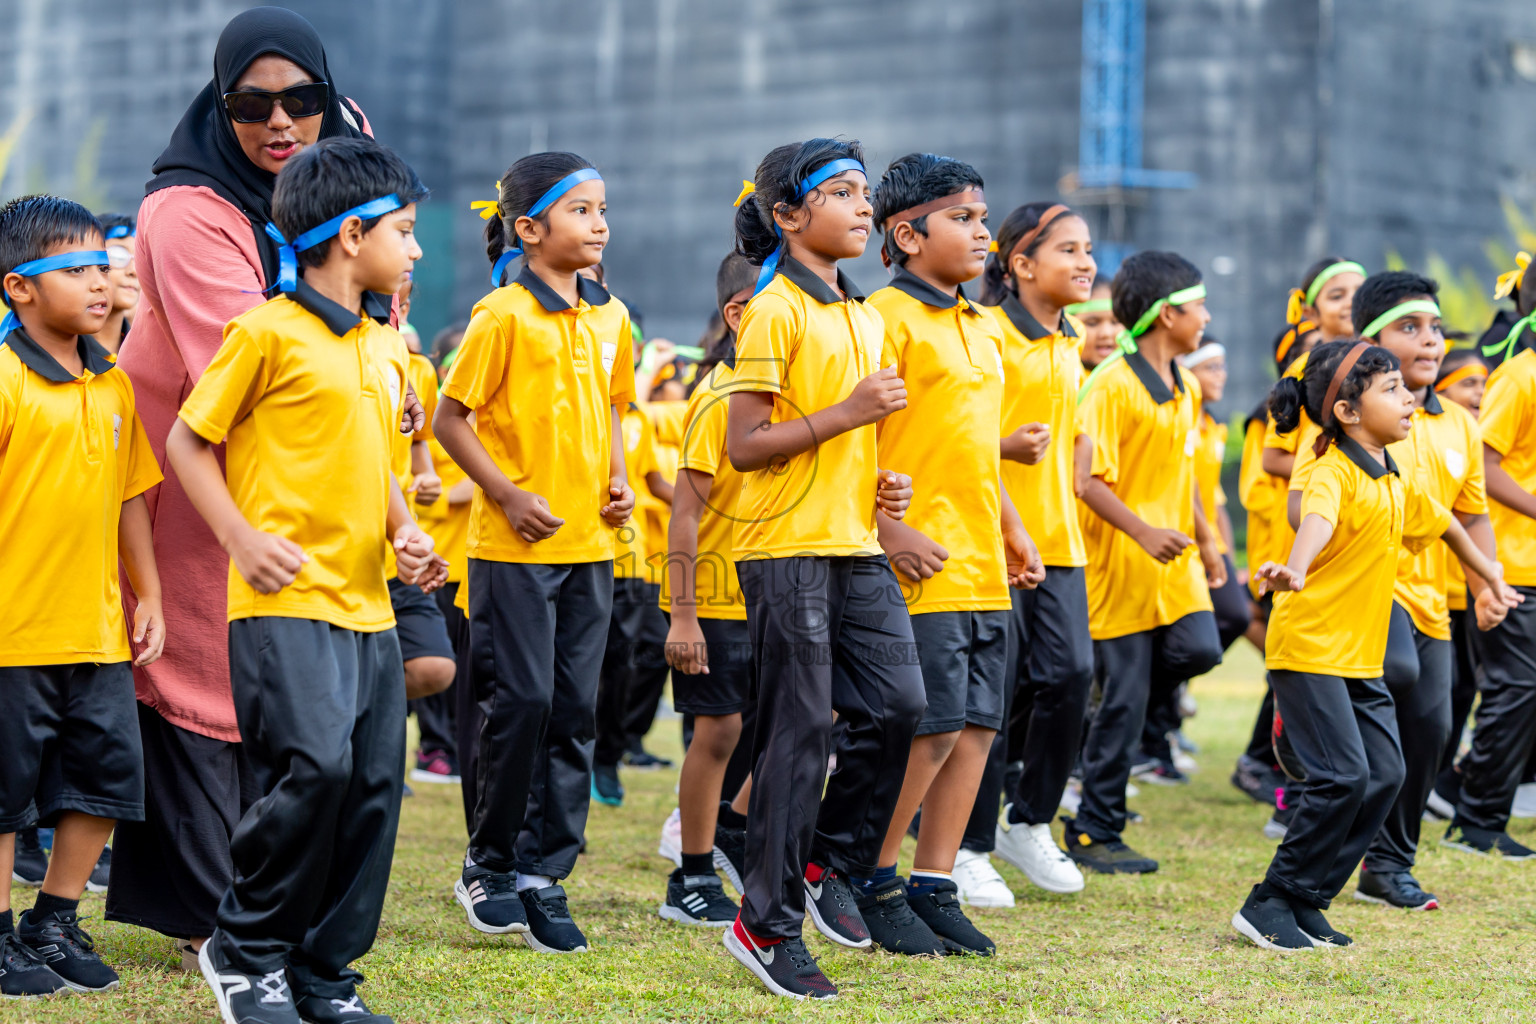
[1494,251,1531,301]
[1285,288,1305,325]
[470,181,502,221]
[733,180,756,208]
[988,240,999,253]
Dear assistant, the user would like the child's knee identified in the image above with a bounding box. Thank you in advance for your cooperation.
[404,656,456,699]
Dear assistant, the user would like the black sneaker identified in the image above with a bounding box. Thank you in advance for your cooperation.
[198,932,299,1024]
[454,862,528,934]
[1443,822,1536,859]
[295,989,393,1023]
[591,763,624,807]
[624,749,674,770]
[0,929,67,999]
[519,885,588,953]
[17,908,118,992]
[659,869,738,927]
[1289,902,1352,947]
[1354,867,1438,910]
[854,878,950,956]
[906,880,994,956]
[1062,818,1158,874]
[802,866,870,949]
[10,828,46,887]
[86,845,111,894]
[712,819,747,894]
[722,919,837,1000]
[1231,755,1284,807]
[1230,883,1315,951]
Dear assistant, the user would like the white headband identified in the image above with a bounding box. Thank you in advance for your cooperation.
[1179,343,1226,369]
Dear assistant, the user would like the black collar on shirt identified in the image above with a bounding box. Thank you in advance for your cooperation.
[1422,389,1444,415]
[779,255,865,305]
[997,293,1079,341]
[1123,349,1185,405]
[290,279,392,337]
[2,326,115,382]
[1336,435,1400,479]
[887,266,978,314]
[515,265,612,312]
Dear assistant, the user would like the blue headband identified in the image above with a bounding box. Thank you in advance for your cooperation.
[263,194,405,294]
[104,225,134,240]
[1,249,112,339]
[490,167,604,287]
[751,158,867,296]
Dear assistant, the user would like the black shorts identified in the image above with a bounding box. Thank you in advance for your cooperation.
[389,576,456,663]
[0,662,144,831]
[910,610,1010,736]
[670,617,753,716]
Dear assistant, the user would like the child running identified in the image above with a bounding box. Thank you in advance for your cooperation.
[1237,340,1517,950]
[719,138,924,1000]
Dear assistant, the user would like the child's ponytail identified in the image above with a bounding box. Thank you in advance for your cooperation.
[734,190,782,266]
[1268,376,1305,435]
[483,210,508,267]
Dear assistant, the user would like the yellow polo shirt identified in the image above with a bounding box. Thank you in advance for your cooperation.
[1480,349,1536,586]
[0,332,161,665]
[992,293,1087,568]
[179,287,408,631]
[870,271,1010,613]
[719,257,884,560]
[614,403,658,579]
[418,435,470,585]
[659,361,748,620]
[1194,410,1230,556]
[441,267,637,564]
[1238,415,1292,600]
[640,400,687,582]
[1267,439,1451,676]
[1078,351,1211,639]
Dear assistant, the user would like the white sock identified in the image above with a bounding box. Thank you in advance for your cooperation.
[516,872,554,892]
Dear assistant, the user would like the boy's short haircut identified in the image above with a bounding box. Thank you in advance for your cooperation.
[715,252,756,313]
[97,212,136,237]
[1351,270,1438,336]
[271,137,430,269]
[1110,250,1203,331]
[430,320,468,364]
[871,153,985,268]
[0,195,104,284]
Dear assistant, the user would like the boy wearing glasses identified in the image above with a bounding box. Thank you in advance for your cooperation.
[91,213,139,355]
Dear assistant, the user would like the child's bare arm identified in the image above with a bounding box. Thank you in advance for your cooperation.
[726,367,906,472]
[602,404,635,527]
[388,477,448,592]
[1083,477,1192,563]
[1254,513,1334,594]
[119,494,165,666]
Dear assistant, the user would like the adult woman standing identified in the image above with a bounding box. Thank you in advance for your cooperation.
[109,7,383,958]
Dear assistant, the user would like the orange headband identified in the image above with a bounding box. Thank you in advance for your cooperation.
[1276,319,1317,367]
[1314,341,1371,457]
[881,189,986,267]
[1435,363,1487,392]
[1005,204,1070,267]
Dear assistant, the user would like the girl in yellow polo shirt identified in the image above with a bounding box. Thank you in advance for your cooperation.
[1238,341,1516,951]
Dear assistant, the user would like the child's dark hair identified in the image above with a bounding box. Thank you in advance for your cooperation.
[690,252,756,394]
[1299,256,1354,301]
[1352,270,1437,337]
[1272,320,1318,374]
[97,212,136,238]
[431,319,468,365]
[1436,347,1487,384]
[979,202,1082,305]
[734,138,866,266]
[272,137,428,270]
[1269,339,1400,453]
[1109,251,1202,332]
[485,152,597,272]
[870,153,983,269]
[0,195,103,285]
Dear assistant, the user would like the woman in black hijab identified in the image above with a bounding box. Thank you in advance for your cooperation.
[109,7,381,964]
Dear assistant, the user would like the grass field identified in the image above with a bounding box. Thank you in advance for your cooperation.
[8,644,1536,1023]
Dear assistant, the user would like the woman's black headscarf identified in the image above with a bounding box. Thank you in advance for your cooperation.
[145,6,366,287]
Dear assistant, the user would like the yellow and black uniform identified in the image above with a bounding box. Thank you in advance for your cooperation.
[1451,349,1536,833]
[1239,414,1293,604]
[642,400,688,583]
[178,281,414,978]
[415,430,472,779]
[1260,437,1449,909]
[718,256,925,940]
[614,404,658,578]
[871,269,1010,737]
[439,266,636,881]
[1193,412,1229,557]
[1072,350,1223,845]
[0,328,160,832]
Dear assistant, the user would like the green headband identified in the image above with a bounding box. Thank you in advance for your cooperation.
[1129,284,1206,338]
[1076,332,1139,403]
[438,345,461,372]
[1360,298,1440,339]
[1066,298,1112,316]
[1304,261,1366,307]
[1484,311,1535,364]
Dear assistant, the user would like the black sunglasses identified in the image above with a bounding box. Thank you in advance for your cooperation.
[222,82,329,124]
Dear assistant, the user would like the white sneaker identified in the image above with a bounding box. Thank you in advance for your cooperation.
[1059,779,1082,815]
[995,815,1085,894]
[1513,782,1536,819]
[1172,748,1199,774]
[951,848,1015,908]
[658,807,682,867]
[1424,789,1455,821]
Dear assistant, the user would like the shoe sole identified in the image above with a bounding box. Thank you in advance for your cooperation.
[1352,889,1438,911]
[714,847,744,894]
[1439,838,1491,857]
[590,782,623,807]
[659,904,733,928]
[83,881,107,894]
[1424,792,1455,820]
[454,879,529,934]
[1297,929,1349,949]
[1229,911,1316,952]
[408,769,461,784]
[722,928,834,1001]
[57,977,117,993]
[994,830,1085,894]
[521,930,587,954]
[1067,854,1157,875]
[9,874,44,887]
[803,886,872,949]
[955,892,1016,909]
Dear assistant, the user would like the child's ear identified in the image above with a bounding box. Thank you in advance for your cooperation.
[3,273,34,306]
[514,215,543,249]
[1009,252,1032,284]
[723,301,745,334]
[891,222,922,258]
[1335,399,1358,425]
[336,215,367,257]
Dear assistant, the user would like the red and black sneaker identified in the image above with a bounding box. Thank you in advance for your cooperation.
[722,917,837,1000]
[802,863,870,948]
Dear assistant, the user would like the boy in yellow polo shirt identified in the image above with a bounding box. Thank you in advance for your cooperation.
[435,153,635,954]
[0,196,164,999]
[168,138,443,1023]
[1070,251,1226,874]
[860,154,1043,957]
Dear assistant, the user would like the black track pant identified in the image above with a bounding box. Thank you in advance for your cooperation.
[596,578,667,767]
[1142,556,1248,760]
[736,555,926,940]
[1435,607,1479,799]
[1454,592,1536,833]
[1265,670,1403,908]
